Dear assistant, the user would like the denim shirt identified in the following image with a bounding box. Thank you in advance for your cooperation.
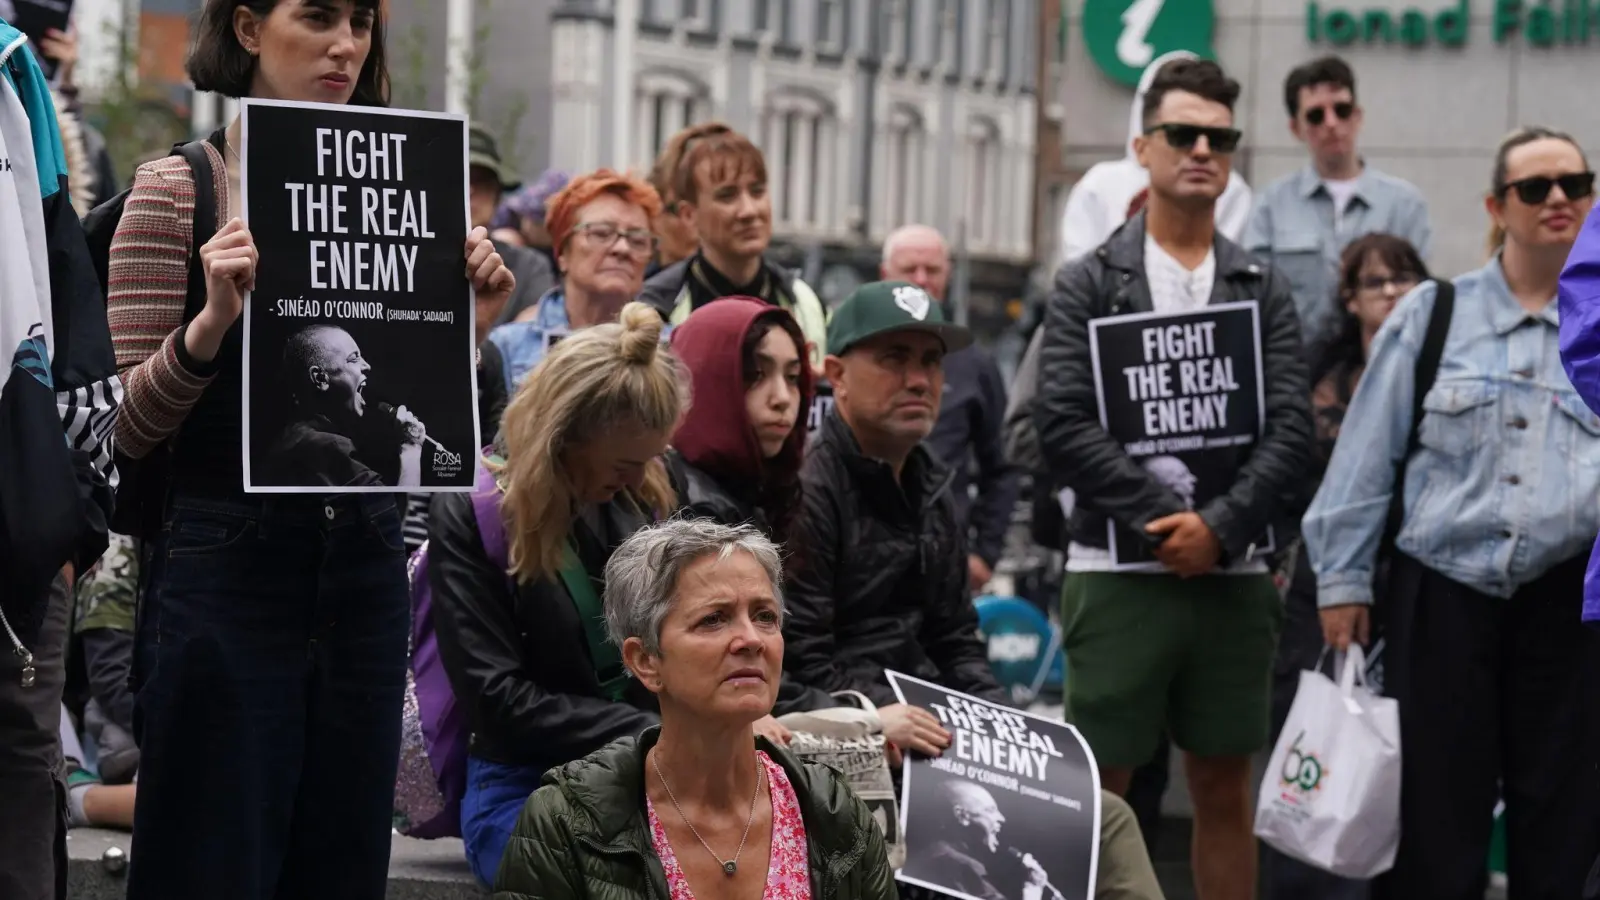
[1243,164,1432,348]
[486,288,676,395]
[487,288,570,395]
[1303,259,1600,605]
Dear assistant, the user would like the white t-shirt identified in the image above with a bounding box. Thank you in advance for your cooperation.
[1324,177,1360,229]
[1143,234,1215,314]
[1065,234,1267,575]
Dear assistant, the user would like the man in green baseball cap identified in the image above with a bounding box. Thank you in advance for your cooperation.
[787,277,1006,737]
[825,279,974,358]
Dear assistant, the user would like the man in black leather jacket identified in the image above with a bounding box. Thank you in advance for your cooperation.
[1032,59,1311,900]
[785,280,1011,760]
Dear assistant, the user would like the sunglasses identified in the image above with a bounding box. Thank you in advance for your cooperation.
[1144,123,1243,154]
[1303,102,1354,127]
[1500,172,1596,205]
[1355,274,1420,294]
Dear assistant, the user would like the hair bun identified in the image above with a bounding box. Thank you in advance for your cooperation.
[617,302,665,364]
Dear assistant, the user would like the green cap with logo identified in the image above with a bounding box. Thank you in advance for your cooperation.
[826,281,974,357]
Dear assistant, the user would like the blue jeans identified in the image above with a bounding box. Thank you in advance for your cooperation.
[128,493,410,900]
[461,755,545,887]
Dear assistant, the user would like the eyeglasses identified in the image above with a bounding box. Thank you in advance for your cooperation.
[1499,172,1596,205]
[571,221,658,256]
[1143,123,1243,154]
[1303,102,1354,127]
[1355,274,1420,294]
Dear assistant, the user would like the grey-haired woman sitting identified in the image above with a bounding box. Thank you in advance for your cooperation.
[492,518,898,900]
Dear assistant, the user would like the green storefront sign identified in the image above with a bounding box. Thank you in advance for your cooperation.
[1307,0,1600,46]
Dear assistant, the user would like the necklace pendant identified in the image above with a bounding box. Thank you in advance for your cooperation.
[722,861,737,876]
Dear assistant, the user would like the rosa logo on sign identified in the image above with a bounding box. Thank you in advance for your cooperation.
[892,285,931,320]
[1082,0,1217,87]
[433,447,463,478]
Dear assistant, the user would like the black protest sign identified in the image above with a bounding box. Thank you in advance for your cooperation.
[1088,302,1270,568]
[888,671,1100,900]
[240,99,478,493]
[12,0,73,79]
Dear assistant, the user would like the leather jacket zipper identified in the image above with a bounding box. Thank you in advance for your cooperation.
[0,603,35,687]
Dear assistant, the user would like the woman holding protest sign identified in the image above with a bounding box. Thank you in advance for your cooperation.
[103,1,514,898]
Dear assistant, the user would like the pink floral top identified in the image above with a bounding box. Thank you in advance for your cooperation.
[646,751,813,900]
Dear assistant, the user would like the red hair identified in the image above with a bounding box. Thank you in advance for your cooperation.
[544,169,664,253]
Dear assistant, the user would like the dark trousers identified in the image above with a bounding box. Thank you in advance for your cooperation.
[128,493,410,900]
[0,574,71,900]
[1374,553,1600,900]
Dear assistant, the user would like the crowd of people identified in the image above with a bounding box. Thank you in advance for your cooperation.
[3,2,1600,900]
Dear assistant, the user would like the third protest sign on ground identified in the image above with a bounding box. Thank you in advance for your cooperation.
[888,671,1100,900]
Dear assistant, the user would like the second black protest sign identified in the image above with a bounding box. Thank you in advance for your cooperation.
[1088,301,1269,568]
[888,671,1100,900]
[241,99,478,493]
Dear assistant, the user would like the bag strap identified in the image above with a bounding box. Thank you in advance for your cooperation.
[558,539,628,701]
[1383,279,1455,545]
[478,453,627,701]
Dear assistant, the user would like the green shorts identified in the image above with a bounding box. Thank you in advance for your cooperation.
[1061,570,1281,767]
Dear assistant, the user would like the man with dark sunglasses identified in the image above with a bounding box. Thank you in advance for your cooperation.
[1244,55,1432,348]
[1034,58,1312,900]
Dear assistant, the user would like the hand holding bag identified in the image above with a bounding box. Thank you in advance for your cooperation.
[778,691,905,869]
[1254,644,1402,879]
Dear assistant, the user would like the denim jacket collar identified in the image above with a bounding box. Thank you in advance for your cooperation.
[1480,256,1560,335]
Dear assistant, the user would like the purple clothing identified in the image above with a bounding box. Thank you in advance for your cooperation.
[1556,208,1600,625]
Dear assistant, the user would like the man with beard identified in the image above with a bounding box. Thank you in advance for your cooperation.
[264,324,426,488]
[1034,59,1311,900]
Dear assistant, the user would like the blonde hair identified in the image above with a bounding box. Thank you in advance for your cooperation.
[1486,125,1587,258]
[496,302,688,583]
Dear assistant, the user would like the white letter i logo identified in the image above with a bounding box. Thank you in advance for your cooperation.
[1118,0,1166,68]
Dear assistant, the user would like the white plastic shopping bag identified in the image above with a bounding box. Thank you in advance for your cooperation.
[1254,644,1402,878]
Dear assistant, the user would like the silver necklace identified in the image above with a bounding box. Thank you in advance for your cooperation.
[651,750,763,877]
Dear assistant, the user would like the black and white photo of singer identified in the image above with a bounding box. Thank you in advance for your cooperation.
[263,323,428,487]
[915,780,1066,900]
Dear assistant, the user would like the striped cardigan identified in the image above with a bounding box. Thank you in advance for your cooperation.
[107,142,229,459]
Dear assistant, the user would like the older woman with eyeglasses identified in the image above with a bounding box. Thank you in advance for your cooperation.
[486,168,663,391]
[493,518,897,900]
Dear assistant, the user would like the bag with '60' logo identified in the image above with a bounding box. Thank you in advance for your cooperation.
[1254,644,1401,878]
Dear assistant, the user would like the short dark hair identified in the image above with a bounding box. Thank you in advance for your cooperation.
[1140,59,1240,127]
[1283,55,1356,118]
[188,0,389,107]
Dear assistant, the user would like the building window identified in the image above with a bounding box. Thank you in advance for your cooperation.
[761,90,836,231]
[635,71,710,170]
[884,0,907,61]
[966,118,1001,246]
[939,0,959,65]
[754,0,772,32]
[817,0,843,49]
[680,0,711,30]
[884,104,925,228]
[984,0,1009,79]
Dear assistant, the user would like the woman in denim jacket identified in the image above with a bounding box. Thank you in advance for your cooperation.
[1304,126,1600,900]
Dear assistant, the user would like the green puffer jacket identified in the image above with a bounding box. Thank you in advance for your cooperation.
[493,727,898,900]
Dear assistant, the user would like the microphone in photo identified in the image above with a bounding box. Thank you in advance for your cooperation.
[1006,847,1065,900]
[375,401,446,453]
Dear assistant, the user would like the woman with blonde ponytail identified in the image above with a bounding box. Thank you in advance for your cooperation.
[429,302,789,886]
[428,302,679,884]
[1305,125,1600,898]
